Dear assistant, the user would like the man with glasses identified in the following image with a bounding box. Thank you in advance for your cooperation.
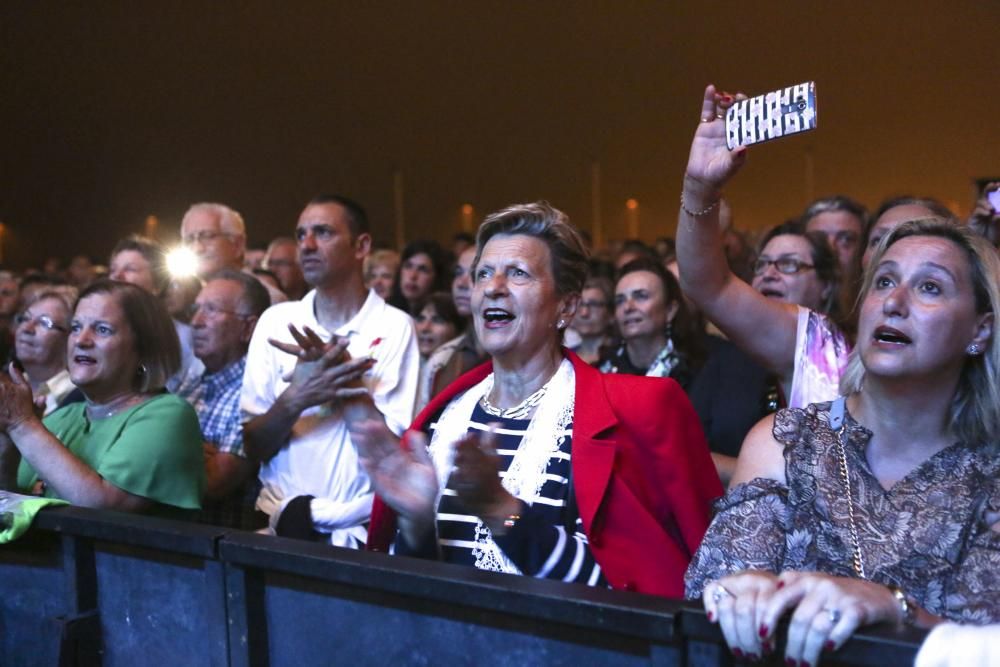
[175,270,270,529]
[181,202,286,304]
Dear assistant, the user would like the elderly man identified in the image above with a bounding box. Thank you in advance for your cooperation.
[241,195,418,547]
[181,202,286,304]
[263,236,307,300]
[175,269,271,529]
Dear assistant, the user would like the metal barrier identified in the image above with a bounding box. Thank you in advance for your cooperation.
[0,506,925,666]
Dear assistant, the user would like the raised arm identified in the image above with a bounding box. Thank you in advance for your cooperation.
[677,85,800,378]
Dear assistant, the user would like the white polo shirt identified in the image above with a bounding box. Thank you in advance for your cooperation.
[240,289,418,545]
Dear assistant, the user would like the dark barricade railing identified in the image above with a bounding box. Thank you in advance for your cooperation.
[0,506,926,667]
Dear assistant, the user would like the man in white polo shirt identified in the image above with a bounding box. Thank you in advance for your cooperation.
[241,195,418,547]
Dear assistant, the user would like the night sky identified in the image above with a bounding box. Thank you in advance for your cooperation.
[2,2,997,269]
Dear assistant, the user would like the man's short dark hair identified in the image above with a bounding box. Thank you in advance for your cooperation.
[307,195,369,237]
[206,269,272,317]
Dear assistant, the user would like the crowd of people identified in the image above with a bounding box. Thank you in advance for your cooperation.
[1,84,998,666]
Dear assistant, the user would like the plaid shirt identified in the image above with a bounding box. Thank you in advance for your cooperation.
[176,357,263,530]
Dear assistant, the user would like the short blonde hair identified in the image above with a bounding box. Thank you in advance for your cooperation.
[474,202,589,297]
[840,218,1000,446]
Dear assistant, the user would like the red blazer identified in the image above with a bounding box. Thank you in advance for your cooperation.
[367,350,723,598]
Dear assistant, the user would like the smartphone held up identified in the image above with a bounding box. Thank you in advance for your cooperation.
[726,81,817,151]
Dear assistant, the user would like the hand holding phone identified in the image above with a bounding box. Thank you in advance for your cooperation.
[726,81,817,150]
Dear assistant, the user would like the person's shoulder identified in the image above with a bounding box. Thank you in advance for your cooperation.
[42,400,86,429]
[598,370,686,405]
[772,401,829,445]
[371,296,414,327]
[134,393,200,420]
[731,412,786,485]
[258,296,308,323]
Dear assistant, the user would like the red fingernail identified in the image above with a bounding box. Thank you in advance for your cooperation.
[776,581,785,589]
[706,611,714,621]
[758,624,768,638]
[824,640,835,652]
[733,648,744,658]
[785,659,796,667]
[763,641,774,655]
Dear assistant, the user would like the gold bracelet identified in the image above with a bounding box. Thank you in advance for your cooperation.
[680,192,721,217]
[886,585,917,627]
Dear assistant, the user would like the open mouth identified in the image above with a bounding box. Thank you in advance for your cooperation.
[758,288,785,299]
[73,354,97,365]
[873,325,912,345]
[482,308,514,327]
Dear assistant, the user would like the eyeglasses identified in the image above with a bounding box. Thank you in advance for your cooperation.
[752,257,815,276]
[182,230,233,245]
[15,312,68,332]
[190,302,253,319]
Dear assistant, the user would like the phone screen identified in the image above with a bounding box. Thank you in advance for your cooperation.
[988,190,1000,212]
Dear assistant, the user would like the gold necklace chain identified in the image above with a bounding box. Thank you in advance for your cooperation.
[834,420,867,580]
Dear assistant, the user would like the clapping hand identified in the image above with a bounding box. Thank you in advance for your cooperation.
[268,325,375,412]
[451,428,520,531]
[351,421,438,525]
[0,364,42,433]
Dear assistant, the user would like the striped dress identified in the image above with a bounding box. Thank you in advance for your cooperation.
[398,402,607,586]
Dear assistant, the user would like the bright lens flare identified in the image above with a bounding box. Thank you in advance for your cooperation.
[166,246,199,278]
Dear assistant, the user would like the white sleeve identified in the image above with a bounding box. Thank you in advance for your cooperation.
[915,622,1000,667]
[240,308,283,420]
[368,314,419,436]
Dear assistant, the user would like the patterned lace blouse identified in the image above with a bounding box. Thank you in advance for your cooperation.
[685,401,1000,624]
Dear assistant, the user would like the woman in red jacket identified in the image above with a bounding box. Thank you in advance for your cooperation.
[351,201,722,596]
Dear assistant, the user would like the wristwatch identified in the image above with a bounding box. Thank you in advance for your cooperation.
[886,585,918,627]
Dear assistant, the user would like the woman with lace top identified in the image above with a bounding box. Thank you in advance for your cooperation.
[598,258,705,389]
[685,203,1000,667]
[350,202,722,596]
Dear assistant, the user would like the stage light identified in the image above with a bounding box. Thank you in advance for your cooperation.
[166,246,199,278]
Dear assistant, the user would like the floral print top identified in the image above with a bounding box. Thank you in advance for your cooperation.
[685,401,1000,624]
[788,308,851,409]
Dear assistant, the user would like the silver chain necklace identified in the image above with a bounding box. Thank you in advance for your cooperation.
[480,379,550,420]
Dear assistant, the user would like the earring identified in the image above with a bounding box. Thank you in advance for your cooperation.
[557,319,566,329]
[968,344,981,355]
[137,363,148,376]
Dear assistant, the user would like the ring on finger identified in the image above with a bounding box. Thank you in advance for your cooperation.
[824,607,842,624]
[700,116,714,123]
[712,583,734,603]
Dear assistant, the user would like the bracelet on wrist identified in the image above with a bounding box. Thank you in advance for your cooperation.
[680,192,721,218]
[886,584,918,627]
